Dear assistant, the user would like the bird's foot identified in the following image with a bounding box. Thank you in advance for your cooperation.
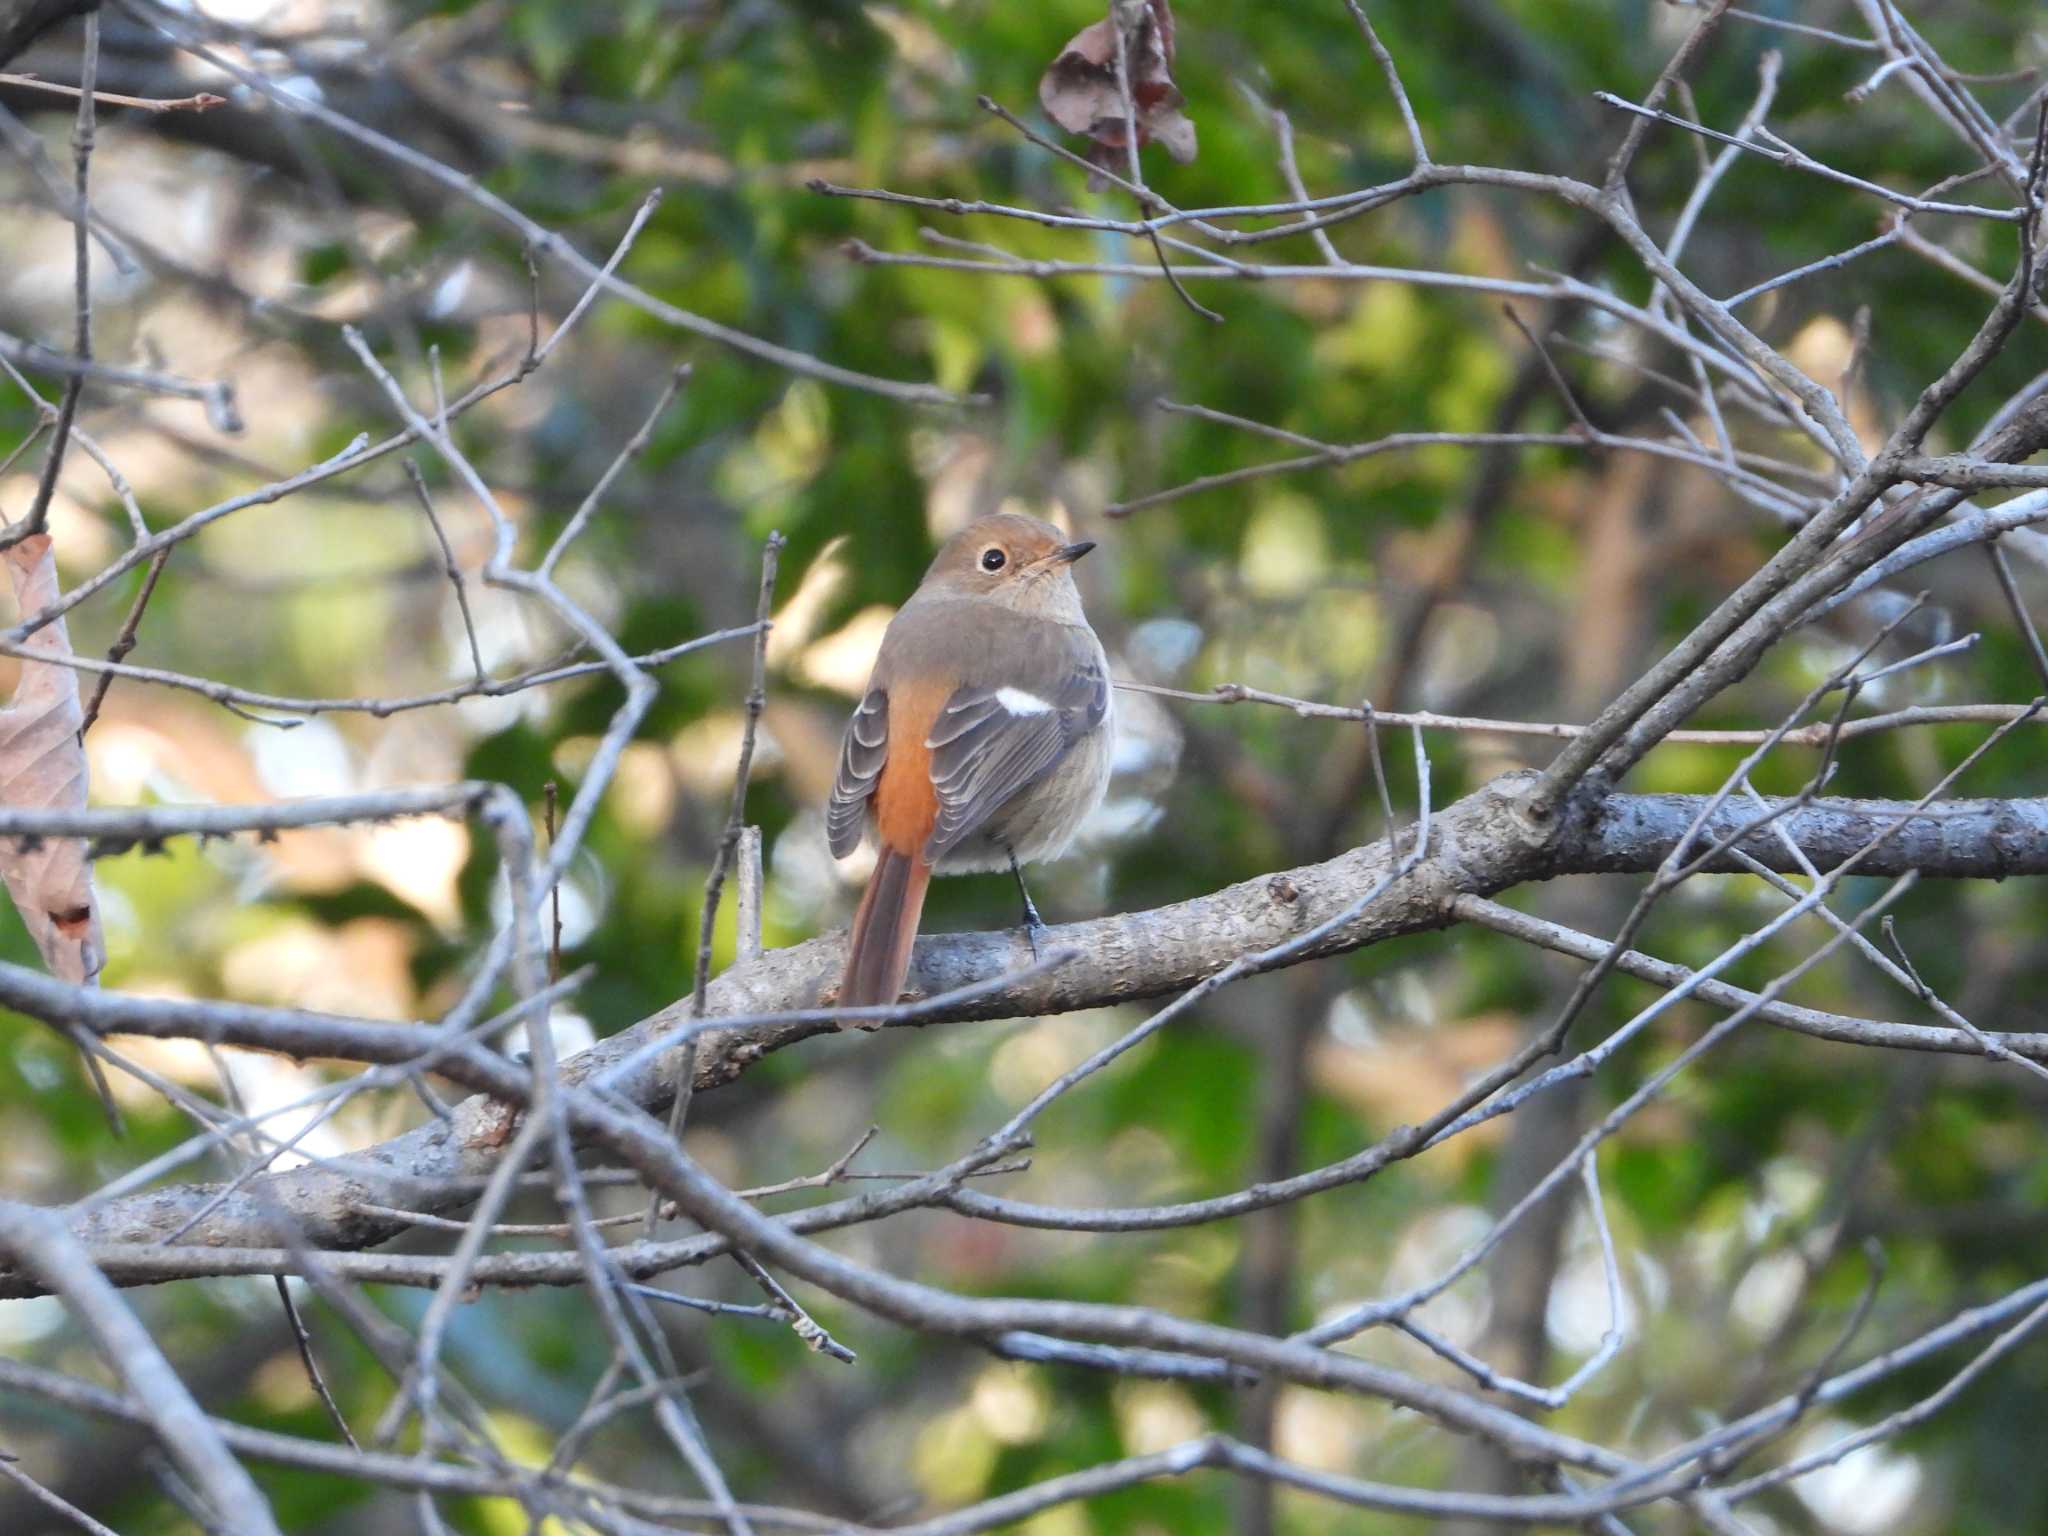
[1019,901,1048,962]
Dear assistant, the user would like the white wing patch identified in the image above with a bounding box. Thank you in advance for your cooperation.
[920,664,1108,863]
[995,687,1054,716]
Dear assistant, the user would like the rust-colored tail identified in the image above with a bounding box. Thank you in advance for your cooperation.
[838,847,932,1024]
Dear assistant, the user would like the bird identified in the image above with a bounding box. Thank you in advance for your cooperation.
[827,511,1112,1020]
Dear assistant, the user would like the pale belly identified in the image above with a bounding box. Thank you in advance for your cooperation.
[932,716,1114,875]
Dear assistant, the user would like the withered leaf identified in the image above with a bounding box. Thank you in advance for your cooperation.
[1038,0,1197,174]
[0,534,104,984]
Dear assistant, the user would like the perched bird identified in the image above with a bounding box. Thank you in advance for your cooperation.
[828,512,1112,1019]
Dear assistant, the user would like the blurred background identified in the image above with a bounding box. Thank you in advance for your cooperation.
[2,1,2047,1531]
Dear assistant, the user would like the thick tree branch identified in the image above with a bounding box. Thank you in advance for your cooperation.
[10,776,2048,1289]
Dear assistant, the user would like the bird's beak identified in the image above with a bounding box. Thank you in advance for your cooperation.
[1055,540,1096,563]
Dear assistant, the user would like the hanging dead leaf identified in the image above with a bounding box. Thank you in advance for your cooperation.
[0,534,104,984]
[1038,0,1197,175]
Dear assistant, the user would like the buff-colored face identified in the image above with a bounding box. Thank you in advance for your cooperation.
[919,512,1096,615]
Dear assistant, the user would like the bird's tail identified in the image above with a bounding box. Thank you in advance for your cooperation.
[838,846,932,1025]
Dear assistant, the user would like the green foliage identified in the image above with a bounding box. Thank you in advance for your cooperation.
[4,0,2047,1530]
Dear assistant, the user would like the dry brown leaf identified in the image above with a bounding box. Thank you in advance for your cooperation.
[0,534,104,984]
[1038,0,1196,174]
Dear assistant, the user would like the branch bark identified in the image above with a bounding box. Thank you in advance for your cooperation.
[6,775,2046,1291]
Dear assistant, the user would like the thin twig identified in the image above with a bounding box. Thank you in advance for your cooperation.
[273,1275,360,1451]
[1986,540,2048,690]
[1108,4,1221,324]
[2,16,96,554]
[0,330,239,434]
[76,549,168,738]
[1594,91,2025,219]
[544,781,563,991]
[1111,677,2047,747]
[1502,303,1597,438]
[1340,0,1429,165]
[0,73,226,114]
[540,364,690,575]
[135,9,975,407]
[1601,0,1735,194]
[0,1456,122,1536]
[402,461,485,683]
[645,533,782,1235]
[730,1250,859,1364]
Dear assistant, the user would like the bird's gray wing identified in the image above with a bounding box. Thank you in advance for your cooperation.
[826,687,889,858]
[924,659,1108,862]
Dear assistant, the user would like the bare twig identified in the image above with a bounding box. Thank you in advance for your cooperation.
[646,532,782,1227]
[402,460,485,683]
[0,72,225,113]
[75,548,166,738]
[1340,0,1429,165]
[2,15,95,554]
[273,1276,360,1452]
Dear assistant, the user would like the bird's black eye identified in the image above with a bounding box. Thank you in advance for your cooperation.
[980,547,1007,572]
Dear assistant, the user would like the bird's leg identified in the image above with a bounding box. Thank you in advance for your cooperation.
[1005,846,1047,959]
